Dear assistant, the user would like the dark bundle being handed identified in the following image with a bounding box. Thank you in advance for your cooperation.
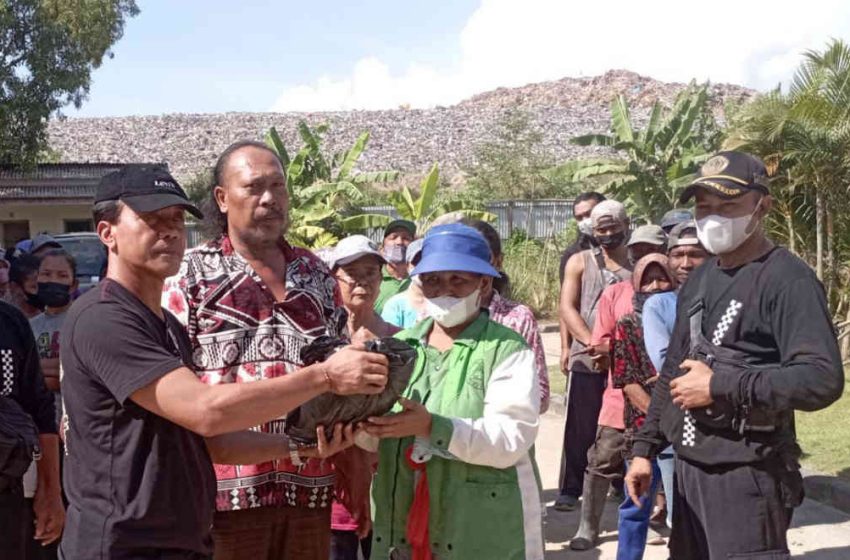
[285,336,416,443]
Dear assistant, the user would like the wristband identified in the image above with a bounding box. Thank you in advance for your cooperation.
[289,439,303,467]
[322,365,336,393]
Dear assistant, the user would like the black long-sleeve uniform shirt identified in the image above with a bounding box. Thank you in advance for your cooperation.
[0,300,57,434]
[632,247,844,465]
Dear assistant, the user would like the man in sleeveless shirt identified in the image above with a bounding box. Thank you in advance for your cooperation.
[557,200,632,511]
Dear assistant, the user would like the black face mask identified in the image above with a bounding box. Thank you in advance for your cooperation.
[595,231,626,250]
[24,290,45,311]
[37,282,72,309]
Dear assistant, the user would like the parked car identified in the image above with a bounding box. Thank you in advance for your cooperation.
[54,233,107,295]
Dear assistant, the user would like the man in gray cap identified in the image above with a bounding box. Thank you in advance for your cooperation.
[557,200,632,511]
[659,208,694,233]
[627,224,667,265]
[627,151,844,559]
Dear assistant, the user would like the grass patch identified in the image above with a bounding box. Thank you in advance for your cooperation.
[548,364,567,397]
[796,372,850,481]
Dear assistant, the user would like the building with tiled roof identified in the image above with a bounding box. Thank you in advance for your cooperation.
[0,162,164,248]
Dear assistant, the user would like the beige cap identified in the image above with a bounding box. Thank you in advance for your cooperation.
[590,200,627,228]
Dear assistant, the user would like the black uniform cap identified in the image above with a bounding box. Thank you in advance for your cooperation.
[680,151,770,204]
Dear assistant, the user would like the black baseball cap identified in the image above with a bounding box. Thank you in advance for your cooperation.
[384,219,416,238]
[679,151,770,204]
[94,165,203,219]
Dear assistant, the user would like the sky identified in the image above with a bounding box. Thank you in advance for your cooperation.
[73,0,850,117]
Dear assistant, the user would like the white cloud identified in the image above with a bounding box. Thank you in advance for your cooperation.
[271,0,850,112]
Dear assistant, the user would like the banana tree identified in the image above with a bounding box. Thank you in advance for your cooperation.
[341,163,496,235]
[264,122,400,248]
[547,83,721,222]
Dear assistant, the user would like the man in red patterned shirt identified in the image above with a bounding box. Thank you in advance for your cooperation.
[164,141,379,559]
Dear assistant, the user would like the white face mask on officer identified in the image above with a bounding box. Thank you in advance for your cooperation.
[578,218,593,237]
[696,197,763,255]
[424,288,481,328]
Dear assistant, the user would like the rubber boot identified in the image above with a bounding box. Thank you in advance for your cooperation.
[569,474,609,551]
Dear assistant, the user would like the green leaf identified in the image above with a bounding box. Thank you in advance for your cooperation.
[311,232,340,249]
[414,163,440,220]
[336,131,370,181]
[398,187,417,219]
[571,161,629,181]
[292,225,329,239]
[287,148,309,187]
[341,214,393,231]
[644,101,663,145]
[611,95,635,143]
[351,170,400,184]
[297,120,331,180]
[264,127,291,170]
[570,134,616,147]
[300,207,336,223]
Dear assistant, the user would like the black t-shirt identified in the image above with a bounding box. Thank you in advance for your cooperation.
[60,279,216,560]
[633,247,844,464]
[559,235,594,285]
[0,301,56,434]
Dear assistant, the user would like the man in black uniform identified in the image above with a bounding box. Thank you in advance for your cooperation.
[626,151,845,559]
[0,301,64,558]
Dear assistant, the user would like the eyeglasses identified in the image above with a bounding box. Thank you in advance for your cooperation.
[335,269,381,287]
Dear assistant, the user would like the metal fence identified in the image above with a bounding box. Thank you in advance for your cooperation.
[359,199,576,241]
[185,198,578,247]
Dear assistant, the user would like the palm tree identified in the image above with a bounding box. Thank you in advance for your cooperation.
[548,82,722,222]
[727,39,850,283]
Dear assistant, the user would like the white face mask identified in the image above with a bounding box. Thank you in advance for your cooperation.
[578,218,593,237]
[696,199,762,255]
[425,288,481,328]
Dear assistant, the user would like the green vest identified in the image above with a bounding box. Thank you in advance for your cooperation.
[374,270,411,314]
[371,313,541,559]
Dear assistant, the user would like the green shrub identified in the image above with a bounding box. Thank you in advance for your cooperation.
[502,229,567,318]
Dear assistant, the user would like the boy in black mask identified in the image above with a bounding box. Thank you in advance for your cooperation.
[29,249,77,399]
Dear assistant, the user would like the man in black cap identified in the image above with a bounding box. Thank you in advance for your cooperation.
[626,151,844,559]
[60,165,388,560]
[374,219,416,313]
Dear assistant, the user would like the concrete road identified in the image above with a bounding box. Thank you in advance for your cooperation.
[536,327,850,559]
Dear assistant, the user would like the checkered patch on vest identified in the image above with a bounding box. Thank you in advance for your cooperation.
[682,411,697,447]
[1,349,13,397]
[711,300,743,346]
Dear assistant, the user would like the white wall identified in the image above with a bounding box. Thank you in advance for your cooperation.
[0,203,92,243]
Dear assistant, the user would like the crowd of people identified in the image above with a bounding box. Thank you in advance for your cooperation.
[0,144,844,560]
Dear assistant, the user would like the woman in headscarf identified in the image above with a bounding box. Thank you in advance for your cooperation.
[365,223,543,560]
[611,253,676,560]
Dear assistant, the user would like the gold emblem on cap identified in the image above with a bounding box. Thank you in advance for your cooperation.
[701,155,729,177]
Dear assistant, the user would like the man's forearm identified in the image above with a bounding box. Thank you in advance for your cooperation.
[563,307,592,346]
[41,358,61,391]
[631,371,673,459]
[36,434,61,493]
[197,364,329,437]
[205,431,290,465]
[623,384,651,414]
